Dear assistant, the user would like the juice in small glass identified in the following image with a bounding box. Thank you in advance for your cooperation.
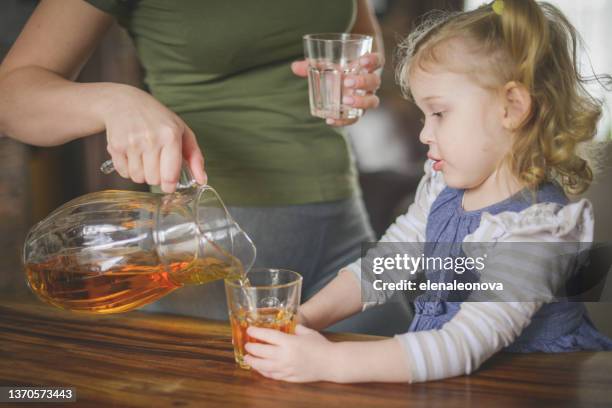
[225,268,302,369]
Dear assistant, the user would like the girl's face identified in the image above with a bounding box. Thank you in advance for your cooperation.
[409,65,513,191]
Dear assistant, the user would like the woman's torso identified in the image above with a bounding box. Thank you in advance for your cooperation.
[86,0,359,205]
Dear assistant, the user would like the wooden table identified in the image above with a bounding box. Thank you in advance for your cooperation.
[1,299,611,407]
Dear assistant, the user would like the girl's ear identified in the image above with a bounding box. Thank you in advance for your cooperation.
[501,81,532,130]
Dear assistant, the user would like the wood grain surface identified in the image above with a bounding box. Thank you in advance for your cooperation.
[0,299,611,408]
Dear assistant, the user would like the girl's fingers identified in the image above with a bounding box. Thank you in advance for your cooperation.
[255,369,278,379]
[245,342,278,359]
[127,151,145,184]
[246,326,289,345]
[159,142,182,193]
[142,149,161,186]
[294,324,315,335]
[244,355,278,373]
[344,72,381,93]
[342,94,380,110]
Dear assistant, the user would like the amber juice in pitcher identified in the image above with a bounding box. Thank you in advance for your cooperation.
[25,253,245,314]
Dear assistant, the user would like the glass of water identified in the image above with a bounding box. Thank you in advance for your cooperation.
[303,33,373,120]
[225,268,302,369]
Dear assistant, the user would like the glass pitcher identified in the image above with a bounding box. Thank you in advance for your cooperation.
[22,164,256,314]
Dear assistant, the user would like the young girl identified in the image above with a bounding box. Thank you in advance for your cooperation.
[242,0,612,383]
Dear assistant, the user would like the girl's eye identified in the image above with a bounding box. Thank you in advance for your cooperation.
[432,111,444,118]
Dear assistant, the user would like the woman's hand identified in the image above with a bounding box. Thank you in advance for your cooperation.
[244,324,337,383]
[291,52,383,127]
[99,84,207,193]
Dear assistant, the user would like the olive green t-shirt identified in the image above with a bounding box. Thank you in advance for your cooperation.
[84,0,359,205]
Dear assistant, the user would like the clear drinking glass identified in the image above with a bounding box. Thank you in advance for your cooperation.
[225,268,302,369]
[303,33,373,120]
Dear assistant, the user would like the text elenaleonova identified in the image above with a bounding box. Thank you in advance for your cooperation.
[370,254,504,292]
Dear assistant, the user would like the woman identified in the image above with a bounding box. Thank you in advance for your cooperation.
[0,0,408,333]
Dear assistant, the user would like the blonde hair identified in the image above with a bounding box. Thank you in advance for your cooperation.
[396,0,610,195]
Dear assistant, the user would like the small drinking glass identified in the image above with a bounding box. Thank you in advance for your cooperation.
[225,268,302,369]
[303,33,373,120]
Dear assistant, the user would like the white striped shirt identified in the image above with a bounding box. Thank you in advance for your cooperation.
[345,161,594,382]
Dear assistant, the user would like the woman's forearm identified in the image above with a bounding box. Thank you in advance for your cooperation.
[299,269,363,330]
[352,0,385,57]
[0,66,120,146]
[329,337,412,383]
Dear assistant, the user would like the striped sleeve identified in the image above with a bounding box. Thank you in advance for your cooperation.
[343,160,446,309]
[395,199,595,383]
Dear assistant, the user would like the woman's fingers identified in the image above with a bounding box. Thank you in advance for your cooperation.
[108,146,129,179]
[127,150,145,184]
[344,72,381,93]
[322,65,381,127]
[358,52,384,72]
[342,93,380,110]
[290,60,309,77]
[326,117,358,127]
[112,122,202,192]
[324,92,379,127]
[182,126,207,185]
[142,149,161,186]
[159,141,182,193]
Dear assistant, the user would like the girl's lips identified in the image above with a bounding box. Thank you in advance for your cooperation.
[433,159,444,171]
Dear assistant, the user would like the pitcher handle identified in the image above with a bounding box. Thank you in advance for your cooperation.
[100,159,197,191]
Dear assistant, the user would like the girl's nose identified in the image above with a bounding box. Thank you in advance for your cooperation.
[419,125,434,145]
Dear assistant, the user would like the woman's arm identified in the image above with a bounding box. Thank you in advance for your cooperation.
[0,0,206,192]
[351,0,384,56]
[0,0,114,145]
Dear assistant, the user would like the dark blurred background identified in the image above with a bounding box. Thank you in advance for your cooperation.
[1,0,610,335]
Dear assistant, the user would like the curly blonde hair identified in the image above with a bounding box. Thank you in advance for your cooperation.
[396,0,610,195]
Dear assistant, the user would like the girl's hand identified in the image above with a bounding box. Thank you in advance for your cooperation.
[244,324,336,383]
[99,84,207,193]
[291,52,383,127]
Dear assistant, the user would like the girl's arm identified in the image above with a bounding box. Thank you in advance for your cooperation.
[300,162,445,330]
[298,270,362,331]
[328,337,412,383]
[244,325,411,383]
